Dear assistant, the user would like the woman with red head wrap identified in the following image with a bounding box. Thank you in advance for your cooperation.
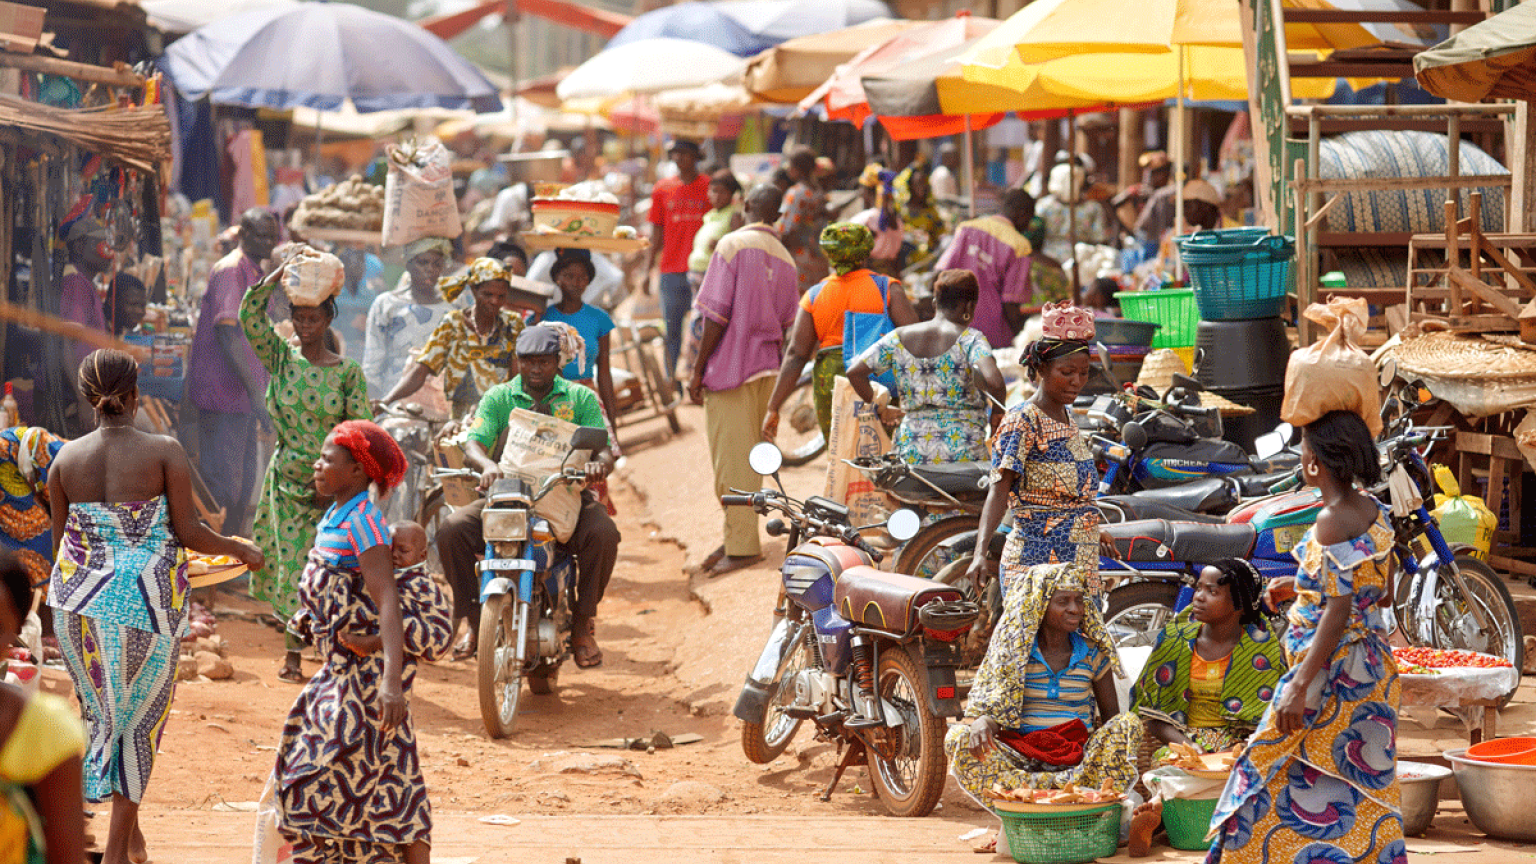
[272,420,451,864]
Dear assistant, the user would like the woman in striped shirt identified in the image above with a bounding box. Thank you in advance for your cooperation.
[945,563,1143,855]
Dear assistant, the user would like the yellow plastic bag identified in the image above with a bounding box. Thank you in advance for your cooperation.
[1280,297,1382,437]
[1430,464,1497,560]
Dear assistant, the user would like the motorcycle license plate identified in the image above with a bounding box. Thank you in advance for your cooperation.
[479,558,536,572]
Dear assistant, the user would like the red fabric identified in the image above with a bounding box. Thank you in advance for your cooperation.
[997,719,1089,767]
[331,420,408,491]
[648,174,711,274]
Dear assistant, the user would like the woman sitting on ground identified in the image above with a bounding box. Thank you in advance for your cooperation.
[1129,558,1288,755]
[945,562,1142,857]
[846,269,1005,464]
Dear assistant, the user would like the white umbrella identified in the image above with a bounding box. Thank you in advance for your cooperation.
[556,38,748,101]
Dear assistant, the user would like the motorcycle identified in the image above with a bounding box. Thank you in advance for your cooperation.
[438,425,610,738]
[1100,372,1524,700]
[728,442,979,817]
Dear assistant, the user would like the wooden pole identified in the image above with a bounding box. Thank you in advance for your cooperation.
[1118,107,1139,192]
[0,53,141,88]
[1509,102,1536,234]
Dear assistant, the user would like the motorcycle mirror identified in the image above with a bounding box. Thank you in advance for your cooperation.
[748,442,783,477]
[1095,343,1120,390]
[569,426,608,452]
[1378,358,1398,389]
[1170,372,1204,394]
[1122,420,1148,450]
[886,509,921,542]
[1253,429,1285,460]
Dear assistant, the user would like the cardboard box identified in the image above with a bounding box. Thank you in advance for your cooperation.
[0,2,44,54]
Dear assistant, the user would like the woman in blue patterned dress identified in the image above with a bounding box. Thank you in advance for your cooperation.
[275,420,452,864]
[963,302,1115,598]
[1205,410,1404,864]
[847,269,1005,464]
[46,350,262,864]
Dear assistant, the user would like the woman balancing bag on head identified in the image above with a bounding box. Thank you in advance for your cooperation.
[1280,296,1382,437]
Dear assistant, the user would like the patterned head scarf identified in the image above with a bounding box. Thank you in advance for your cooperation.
[819,223,875,275]
[1013,562,1122,677]
[437,257,509,303]
[330,420,408,491]
[404,236,452,262]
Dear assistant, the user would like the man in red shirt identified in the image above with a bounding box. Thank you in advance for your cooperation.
[647,139,710,373]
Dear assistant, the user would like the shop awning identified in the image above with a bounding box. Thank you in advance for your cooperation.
[419,0,631,41]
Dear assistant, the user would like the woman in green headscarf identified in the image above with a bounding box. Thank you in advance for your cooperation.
[895,160,947,267]
[762,223,919,442]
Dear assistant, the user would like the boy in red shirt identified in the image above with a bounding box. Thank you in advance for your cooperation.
[647,139,711,374]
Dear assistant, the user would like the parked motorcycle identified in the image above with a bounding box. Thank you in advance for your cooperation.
[437,425,610,738]
[728,443,979,817]
[1100,373,1523,701]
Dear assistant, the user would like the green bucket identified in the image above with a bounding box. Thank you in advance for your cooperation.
[1162,796,1219,851]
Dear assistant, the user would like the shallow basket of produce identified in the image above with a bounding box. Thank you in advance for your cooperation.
[987,783,1124,864]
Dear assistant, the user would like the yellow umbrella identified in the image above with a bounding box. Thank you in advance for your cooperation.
[964,45,1337,103]
[967,0,1378,66]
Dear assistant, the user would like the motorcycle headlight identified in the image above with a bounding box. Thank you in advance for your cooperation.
[483,508,528,542]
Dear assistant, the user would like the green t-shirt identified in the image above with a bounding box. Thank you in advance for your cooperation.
[464,375,606,452]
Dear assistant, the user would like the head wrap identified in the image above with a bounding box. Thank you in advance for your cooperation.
[859,165,899,231]
[1011,563,1121,677]
[538,320,587,373]
[1041,300,1095,341]
[515,323,563,357]
[438,257,509,303]
[404,236,452,262]
[819,223,875,275]
[330,420,408,491]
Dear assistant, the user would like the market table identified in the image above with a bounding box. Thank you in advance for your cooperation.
[1399,662,1520,745]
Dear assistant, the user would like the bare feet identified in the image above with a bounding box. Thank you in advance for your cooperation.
[1128,799,1163,858]
[127,820,148,864]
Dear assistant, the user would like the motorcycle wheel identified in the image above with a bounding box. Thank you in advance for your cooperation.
[866,647,947,818]
[1405,555,1524,706]
[477,594,526,739]
[779,378,826,466]
[740,631,812,764]
[1104,581,1182,649]
[895,516,977,579]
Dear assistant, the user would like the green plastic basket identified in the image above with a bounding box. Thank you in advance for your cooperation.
[998,803,1121,864]
[1115,288,1198,348]
[1163,796,1220,851]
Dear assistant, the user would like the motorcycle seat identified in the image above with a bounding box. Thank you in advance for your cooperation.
[875,461,990,501]
[1130,477,1238,515]
[834,566,963,635]
[1144,438,1251,465]
[1097,496,1226,525]
[1103,519,1257,562]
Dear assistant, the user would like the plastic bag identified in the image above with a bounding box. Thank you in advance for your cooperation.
[1143,766,1224,802]
[823,376,891,527]
[1280,297,1382,437]
[1431,464,1497,559]
[382,138,461,247]
[251,773,293,864]
[281,246,345,307]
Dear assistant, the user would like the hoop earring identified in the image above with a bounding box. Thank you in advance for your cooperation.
[1305,462,1320,478]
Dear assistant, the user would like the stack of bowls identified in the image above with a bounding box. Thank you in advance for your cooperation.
[1193,317,1289,451]
[1094,318,1161,388]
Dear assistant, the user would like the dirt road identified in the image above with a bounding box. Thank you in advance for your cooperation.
[71,405,1536,862]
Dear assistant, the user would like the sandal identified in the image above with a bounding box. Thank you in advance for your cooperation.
[277,665,306,684]
[969,830,997,854]
[571,619,603,668]
[706,554,764,578]
[451,637,475,662]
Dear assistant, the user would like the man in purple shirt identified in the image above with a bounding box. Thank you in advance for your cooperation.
[56,216,114,432]
[687,185,800,576]
[185,208,278,534]
[935,189,1036,348]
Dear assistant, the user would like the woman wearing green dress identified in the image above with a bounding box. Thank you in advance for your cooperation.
[241,266,369,682]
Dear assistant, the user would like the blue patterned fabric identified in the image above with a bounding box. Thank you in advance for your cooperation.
[48,497,188,637]
[1318,130,1507,291]
[276,552,453,860]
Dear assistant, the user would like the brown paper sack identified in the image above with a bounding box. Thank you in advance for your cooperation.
[1280,297,1382,437]
[282,246,346,307]
[824,376,891,528]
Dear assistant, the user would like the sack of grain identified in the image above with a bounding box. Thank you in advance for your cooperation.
[282,246,346,307]
[382,137,461,247]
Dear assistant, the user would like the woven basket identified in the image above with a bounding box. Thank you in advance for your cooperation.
[1133,351,1257,417]
[1389,332,1536,381]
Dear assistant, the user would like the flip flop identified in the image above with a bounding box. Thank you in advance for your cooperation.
[572,620,602,668]
[699,545,726,571]
[451,639,476,662]
[276,665,306,684]
[706,554,764,578]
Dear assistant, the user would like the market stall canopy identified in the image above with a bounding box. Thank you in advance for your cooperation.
[160,3,504,112]
[141,0,297,33]
[606,2,775,57]
[715,0,891,42]
[418,0,631,40]
[964,45,1339,102]
[966,0,1379,67]
[654,82,757,119]
[743,18,927,103]
[555,38,747,100]
[1415,2,1536,102]
[289,103,473,139]
[797,13,999,125]
[860,35,1116,139]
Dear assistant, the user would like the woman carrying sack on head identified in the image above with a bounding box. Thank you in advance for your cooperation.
[242,250,371,683]
[761,223,919,443]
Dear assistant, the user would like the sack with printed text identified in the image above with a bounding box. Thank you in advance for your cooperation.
[497,408,592,542]
[382,137,462,247]
[824,376,891,527]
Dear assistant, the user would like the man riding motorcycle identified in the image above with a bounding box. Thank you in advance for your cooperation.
[436,324,621,667]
